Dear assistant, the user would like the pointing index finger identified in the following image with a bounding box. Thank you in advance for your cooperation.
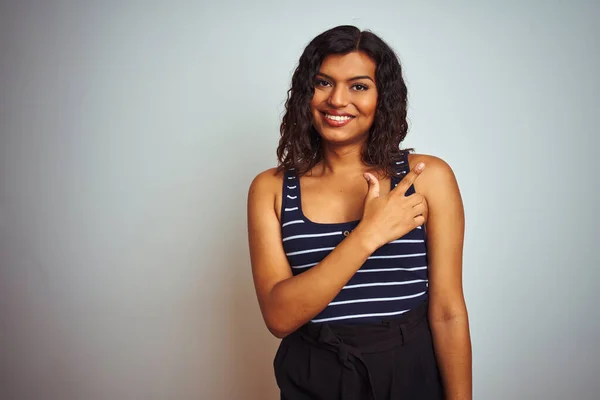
[392,162,425,196]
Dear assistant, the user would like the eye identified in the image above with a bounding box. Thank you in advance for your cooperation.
[352,83,369,91]
[315,79,331,87]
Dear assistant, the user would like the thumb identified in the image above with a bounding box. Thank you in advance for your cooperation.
[364,173,380,201]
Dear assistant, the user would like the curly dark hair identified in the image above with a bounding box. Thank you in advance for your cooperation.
[276,25,412,177]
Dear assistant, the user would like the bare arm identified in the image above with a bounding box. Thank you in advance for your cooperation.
[412,154,472,400]
[247,166,425,338]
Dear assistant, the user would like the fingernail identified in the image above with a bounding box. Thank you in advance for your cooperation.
[417,162,425,171]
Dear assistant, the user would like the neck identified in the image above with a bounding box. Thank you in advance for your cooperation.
[318,141,368,175]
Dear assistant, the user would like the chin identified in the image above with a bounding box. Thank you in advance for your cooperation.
[318,128,368,146]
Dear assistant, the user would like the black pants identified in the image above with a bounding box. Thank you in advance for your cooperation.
[274,301,443,400]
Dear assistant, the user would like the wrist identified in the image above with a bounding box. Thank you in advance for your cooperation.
[351,224,381,254]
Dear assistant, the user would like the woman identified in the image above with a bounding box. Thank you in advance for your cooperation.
[247,25,471,399]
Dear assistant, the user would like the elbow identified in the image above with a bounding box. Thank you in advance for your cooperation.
[428,297,469,325]
[260,290,297,338]
[429,307,469,327]
[262,303,298,338]
[268,326,289,339]
[265,315,294,339]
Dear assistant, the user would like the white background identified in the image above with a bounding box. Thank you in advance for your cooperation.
[1,1,598,399]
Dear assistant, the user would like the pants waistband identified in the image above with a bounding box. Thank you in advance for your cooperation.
[296,299,429,352]
[287,300,430,400]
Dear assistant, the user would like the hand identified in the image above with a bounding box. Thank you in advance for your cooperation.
[356,162,427,251]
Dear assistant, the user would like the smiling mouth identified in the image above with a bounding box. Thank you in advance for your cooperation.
[321,112,355,127]
[322,111,355,120]
[326,114,353,122]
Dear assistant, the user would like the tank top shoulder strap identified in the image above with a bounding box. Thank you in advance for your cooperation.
[391,150,416,195]
[281,168,301,226]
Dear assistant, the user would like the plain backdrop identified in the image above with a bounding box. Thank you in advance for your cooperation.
[1,1,599,399]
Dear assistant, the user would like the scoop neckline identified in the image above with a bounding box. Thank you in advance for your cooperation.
[295,174,396,227]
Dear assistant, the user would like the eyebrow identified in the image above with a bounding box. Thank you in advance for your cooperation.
[316,72,375,83]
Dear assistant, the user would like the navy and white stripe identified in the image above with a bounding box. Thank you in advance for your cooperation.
[280,151,429,324]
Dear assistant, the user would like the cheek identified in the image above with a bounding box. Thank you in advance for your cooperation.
[311,91,327,108]
[309,99,320,116]
[357,96,378,117]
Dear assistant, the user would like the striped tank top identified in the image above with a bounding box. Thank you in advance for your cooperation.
[280,151,429,324]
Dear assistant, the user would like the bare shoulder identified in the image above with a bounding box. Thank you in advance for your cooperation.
[248,167,283,194]
[248,167,285,220]
[407,153,460,196]
[407,153,454,176]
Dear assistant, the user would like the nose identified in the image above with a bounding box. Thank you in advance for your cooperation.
[327,85,348,108]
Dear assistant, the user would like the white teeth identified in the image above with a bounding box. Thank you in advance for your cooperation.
[326,114,353,122]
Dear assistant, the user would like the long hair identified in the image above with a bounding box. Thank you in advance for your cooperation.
[276,25,411,177]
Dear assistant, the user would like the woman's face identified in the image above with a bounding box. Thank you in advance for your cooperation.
[310,51,378,146]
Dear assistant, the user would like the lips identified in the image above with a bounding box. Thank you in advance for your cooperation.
[321,111,355,127]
